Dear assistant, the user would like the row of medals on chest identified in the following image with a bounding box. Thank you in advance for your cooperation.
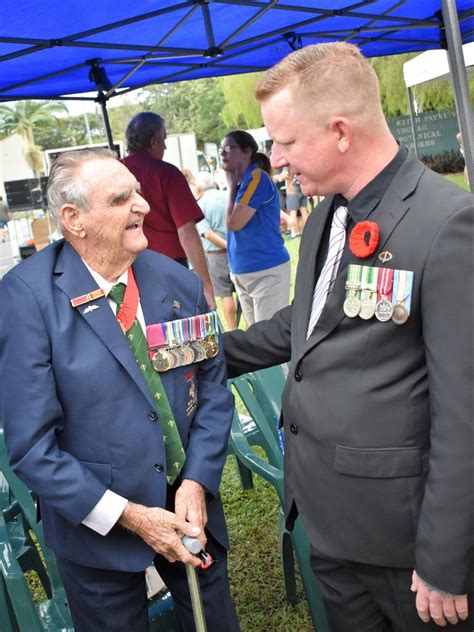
[343,279,408,325]
[151,334,219,372]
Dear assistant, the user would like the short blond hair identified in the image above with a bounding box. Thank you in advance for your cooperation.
[256,42,382,121]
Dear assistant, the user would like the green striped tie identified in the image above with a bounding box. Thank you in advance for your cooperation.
[109,283,185,485]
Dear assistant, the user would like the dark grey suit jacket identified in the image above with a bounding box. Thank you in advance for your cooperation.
[224,151,473,595]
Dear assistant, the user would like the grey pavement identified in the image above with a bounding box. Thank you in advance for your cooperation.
[0,239,16,279]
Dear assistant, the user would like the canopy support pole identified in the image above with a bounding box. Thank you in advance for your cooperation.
[407,86,419,158]
[441,0,474,191]
[96,92,114,150]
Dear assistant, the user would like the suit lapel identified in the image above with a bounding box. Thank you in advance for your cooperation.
[294,196,333,354]
[299,152,424,360]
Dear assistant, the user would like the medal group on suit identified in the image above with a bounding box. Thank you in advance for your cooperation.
[343,263,414,325]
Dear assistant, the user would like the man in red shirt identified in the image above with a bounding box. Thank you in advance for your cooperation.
[123,112,215,308]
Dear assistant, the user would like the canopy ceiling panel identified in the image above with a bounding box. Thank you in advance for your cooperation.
[0,0,473,101]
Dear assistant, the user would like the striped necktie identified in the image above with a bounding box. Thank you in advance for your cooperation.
[306,205,349,338]
[108,283,185,485]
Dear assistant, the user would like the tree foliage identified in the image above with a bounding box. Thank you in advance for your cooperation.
[34,112,104,150]
[219,72,264,130]
[104,78,228,148]
[0,100,68,174]
[371,53,474,117]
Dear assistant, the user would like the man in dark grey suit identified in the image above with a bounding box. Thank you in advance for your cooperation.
[223,42,473,631]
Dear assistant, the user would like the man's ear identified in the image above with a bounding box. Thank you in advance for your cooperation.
[60,204,86,238]
[329,117,352,154]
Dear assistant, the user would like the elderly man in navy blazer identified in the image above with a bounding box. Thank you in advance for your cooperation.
[0,148,239,632]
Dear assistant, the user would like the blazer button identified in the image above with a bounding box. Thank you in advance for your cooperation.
[290,423,298,435]
[148,411,158,421]
[154,463,164,473]
[294,367,303,382]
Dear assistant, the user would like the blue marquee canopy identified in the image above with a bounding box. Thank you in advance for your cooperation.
[0,0,473,102]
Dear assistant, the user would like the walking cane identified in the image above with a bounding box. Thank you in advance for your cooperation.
[182,536,213,632]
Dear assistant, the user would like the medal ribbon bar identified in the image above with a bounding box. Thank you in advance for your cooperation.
[70,288,105,308]
[376,267,394,302]
[392,270,414,316]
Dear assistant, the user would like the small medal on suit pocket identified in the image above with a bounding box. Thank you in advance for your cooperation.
[390,269,413,325]
[343,264,362,318]
[374,266,394,322]
[358,266,377,320]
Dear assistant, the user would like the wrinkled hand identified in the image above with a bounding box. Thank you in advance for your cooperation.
[118,502,201,567]
[411,570,469,626]
[175,479,208,551]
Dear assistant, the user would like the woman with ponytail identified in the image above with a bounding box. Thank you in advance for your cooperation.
[220,130,290,326]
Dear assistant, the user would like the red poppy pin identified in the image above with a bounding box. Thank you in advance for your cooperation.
[349,221,379,258]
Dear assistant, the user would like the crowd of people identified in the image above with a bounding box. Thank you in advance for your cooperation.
[0,40,472,632]
[121,111,303,331]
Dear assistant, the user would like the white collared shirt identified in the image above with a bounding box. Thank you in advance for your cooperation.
[81,262,145,536]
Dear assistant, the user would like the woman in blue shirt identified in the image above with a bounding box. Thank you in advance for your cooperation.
[220,130,290,326]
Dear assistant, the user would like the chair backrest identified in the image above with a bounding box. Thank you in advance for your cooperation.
[0,513,44,632]
[0,430,65,594]
[228,374,283,470]
[249,365,287,428]
[248,365,287,454]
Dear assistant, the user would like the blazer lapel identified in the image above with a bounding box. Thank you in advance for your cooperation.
[54,243,154,408]
[299,152,424,359]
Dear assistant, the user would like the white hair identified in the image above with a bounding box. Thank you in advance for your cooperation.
[195,171,216,191]
[47,147,116,229]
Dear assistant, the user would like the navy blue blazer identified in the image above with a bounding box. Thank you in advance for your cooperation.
[0,241,234,572]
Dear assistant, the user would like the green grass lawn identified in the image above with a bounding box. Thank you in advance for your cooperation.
[444,172,470,191]
[220,232,312,631]
[223,456,313,631]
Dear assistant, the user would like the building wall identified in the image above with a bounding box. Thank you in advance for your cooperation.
[0,133,35,197]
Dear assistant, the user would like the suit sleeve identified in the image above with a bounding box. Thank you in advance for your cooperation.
[0,273,109,526]
[415,203,473,594]
[223,304,292,378]
[180,283,234,498]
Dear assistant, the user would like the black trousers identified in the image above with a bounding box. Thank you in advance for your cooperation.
[56,532,239,632]
[310,548,473,632]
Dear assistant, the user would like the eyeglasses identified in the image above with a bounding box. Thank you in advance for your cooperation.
[219,144,240,154]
